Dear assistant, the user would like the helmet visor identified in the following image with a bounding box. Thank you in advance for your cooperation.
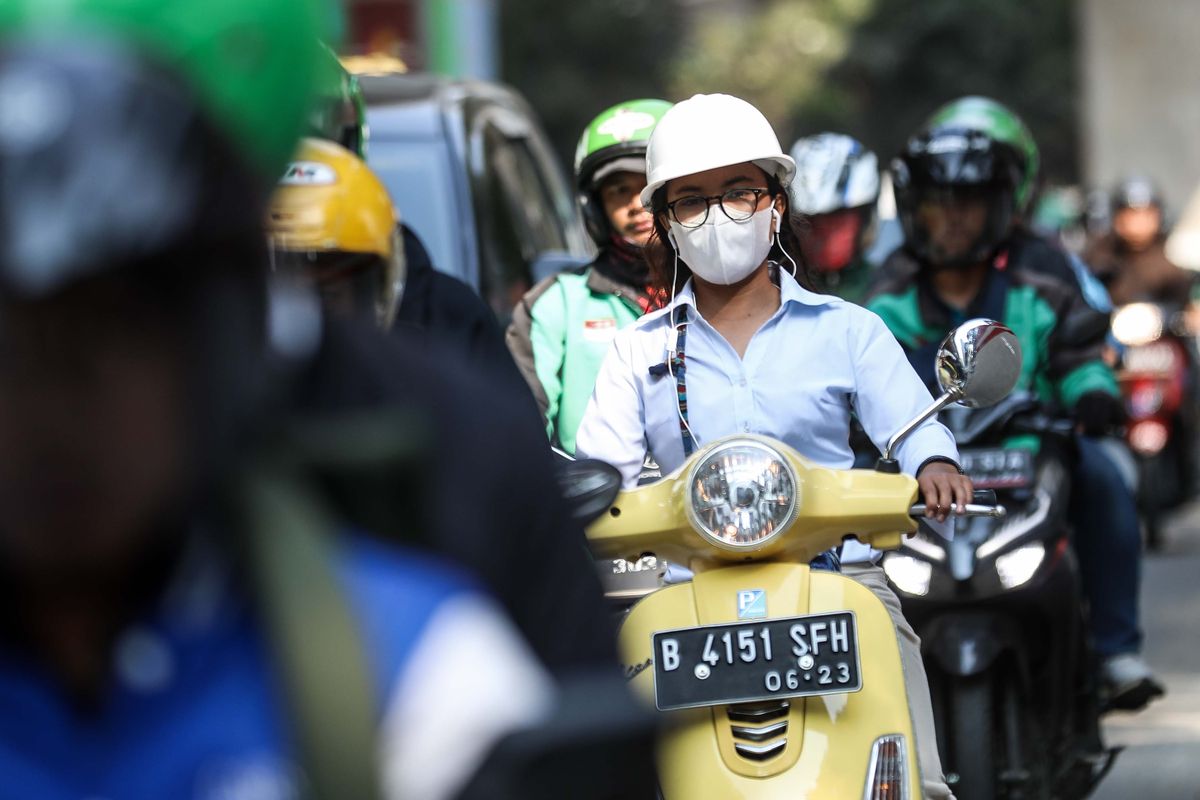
[270,249,382,323]
[907,185,1011,268]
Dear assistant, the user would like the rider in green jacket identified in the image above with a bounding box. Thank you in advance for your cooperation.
[507,99,671,453]
[867,97,1162,710]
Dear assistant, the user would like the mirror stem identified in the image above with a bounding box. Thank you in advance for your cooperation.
[877,389,961,471]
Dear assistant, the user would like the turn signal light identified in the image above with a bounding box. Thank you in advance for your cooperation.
[864,733,909,799]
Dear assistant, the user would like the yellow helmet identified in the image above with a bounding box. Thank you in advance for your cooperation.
[267,138,405,329]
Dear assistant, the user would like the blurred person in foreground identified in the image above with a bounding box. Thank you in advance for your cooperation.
[1085,176,1199,307]
[0,4,649,799]
[867,97,1163,710]
[789,132,881,304]
[508,99,672,454]
[266,138,620,673]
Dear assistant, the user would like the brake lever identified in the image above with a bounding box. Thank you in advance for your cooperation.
[909,503,1007,519]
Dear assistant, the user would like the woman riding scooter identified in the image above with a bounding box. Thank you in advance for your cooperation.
[575,93,972,800]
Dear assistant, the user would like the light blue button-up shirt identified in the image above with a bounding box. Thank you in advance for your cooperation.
[575,269,959,561]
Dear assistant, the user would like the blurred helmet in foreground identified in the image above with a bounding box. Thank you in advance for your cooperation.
[0,0,334,181]
[310,44,368,159]
[0,40,267,299]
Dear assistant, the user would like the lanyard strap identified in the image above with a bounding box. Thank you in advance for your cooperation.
[671,305,698,458]
[669,303,840,571]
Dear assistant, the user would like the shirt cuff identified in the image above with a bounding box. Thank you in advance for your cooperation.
[916,455,963,476]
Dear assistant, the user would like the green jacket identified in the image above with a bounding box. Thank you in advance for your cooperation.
[810,258,873,306]
[867,249,1118,411]
[507,257,646,453]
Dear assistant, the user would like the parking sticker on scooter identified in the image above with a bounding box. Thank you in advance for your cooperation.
[737,589,766,619]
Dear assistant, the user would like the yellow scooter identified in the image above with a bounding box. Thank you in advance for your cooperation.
[583,319,1022,798]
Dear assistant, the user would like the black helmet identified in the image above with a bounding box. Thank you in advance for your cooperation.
[0,40,278,474]
[0,40,265,300]
[892,125,1024,269]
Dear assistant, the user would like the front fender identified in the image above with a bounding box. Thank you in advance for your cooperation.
[924,613,1022,677]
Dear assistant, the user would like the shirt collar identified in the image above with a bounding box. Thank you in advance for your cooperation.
[669,264,838,320]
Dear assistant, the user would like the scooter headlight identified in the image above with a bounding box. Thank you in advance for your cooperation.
[1112,303,1164,347]
[686,440,798,551]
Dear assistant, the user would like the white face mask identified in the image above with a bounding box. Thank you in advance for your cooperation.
[669,207,776,286]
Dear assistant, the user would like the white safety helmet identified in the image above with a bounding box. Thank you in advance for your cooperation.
[790,132,880,215]
[641,93,796,208]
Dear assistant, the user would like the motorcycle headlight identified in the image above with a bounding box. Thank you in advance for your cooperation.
[1129,419,1170,456]
[686,441,798,551]
[1112,303,1164,347]
[882,554,933,597]
[995,542,1046,589]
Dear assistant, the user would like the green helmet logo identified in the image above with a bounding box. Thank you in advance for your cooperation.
[574,98,673,184]
[0,0,338,179]
[597,109,658,144]
[925,96,1040,212]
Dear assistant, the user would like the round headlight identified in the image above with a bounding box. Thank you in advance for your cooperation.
[1112,303,1164,347]
[686,441,798,551]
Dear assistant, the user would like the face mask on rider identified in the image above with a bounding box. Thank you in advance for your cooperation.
[669,206,777,286]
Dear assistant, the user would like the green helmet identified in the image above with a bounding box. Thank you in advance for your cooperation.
[310,44,368,159]
[0,0,337,179]
[574,98,672,245]
[924,96,1040,213]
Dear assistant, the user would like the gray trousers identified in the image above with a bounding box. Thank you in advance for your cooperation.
[842,563,954,800]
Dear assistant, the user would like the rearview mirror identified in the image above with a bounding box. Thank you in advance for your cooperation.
[935,319,1023,409]
[880,318,1022,468]
[555,457,623,526]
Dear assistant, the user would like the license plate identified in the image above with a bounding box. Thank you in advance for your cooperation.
[652,612,861,711]
[960,447,1035,489]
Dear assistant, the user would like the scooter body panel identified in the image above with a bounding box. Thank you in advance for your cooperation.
[620,562,920,799]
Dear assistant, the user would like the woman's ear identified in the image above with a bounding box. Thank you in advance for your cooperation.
[657,211,673,235]
[767,195,784,234]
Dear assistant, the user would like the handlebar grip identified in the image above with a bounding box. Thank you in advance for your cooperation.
[909,503,1007,519]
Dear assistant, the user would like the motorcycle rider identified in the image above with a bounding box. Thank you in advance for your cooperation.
[866,99,1165,710]
[0,3,600,796]
[575,92,972,800]
[789,132,880,303]
[267,140,621,674]
[268,138,523,392]
[1085,176,1199,307]
[268,137,407,329]
[508,99,672,453]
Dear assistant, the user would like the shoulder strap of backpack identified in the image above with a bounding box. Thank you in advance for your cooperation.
[239,462,383,800]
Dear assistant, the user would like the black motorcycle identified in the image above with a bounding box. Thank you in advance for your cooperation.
[881,392,1117,800]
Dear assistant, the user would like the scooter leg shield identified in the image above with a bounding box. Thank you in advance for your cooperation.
[619,563,920,798]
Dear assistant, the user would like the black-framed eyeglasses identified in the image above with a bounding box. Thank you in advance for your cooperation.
[666,187,770,229]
